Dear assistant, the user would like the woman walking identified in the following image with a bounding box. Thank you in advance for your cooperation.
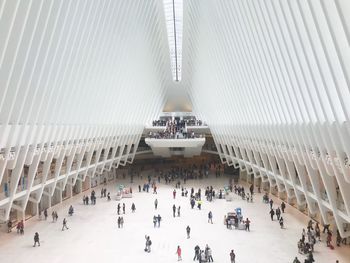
[176,245,182,261]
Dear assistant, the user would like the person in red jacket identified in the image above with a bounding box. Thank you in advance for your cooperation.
[173,189,176,199]
[176,245,182,261]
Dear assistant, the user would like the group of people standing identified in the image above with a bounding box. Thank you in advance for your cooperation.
[295,219,342,263]
[172,204,181,217]
[152,215,162,227]
[268,198,286,229]
[7,219,24,234]
[193,244,214,262]
[83,189,96,205]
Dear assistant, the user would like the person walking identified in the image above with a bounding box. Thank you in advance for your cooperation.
[145,235,152,252]
[249,184,254,195]
[157,214,161,227]
[62,218,69,231]
[154,199,158,210]
[131,203,136,213]
[245,217,251,231]
[206,245,213,262]
[123,203,126,214]
[279,217,284,229]
[208,211,213,224]
[230,249,235,263]
[193,245,200,261]
[173,189,177,199]
[173,204,176,217]
[16,221,21,234]
[177,206,181,217]
[120,217,124,228]
[190,198,195,209]
[327,230,332,247]
[117,203,121,215]
[186,225,191,239]
[68,205,74,216]
[197,200,202,210]
[281,201,286,213]
[7,220,12,233]
[200,250,206,263]
[153,216,157,228]
[52,211,56,222]
[33,232,40,247]
[269,199,274,209]
[19,220,24,235]
[315,223,321,241]
[44,209,48,220]
[269,208,275,221]
[176,246,182,261]
[118,217,121,228]
[276,207,281,220]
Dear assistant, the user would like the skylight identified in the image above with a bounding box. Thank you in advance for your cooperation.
[163,0,183,82]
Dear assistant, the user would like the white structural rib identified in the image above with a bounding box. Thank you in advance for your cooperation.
[181,0,350,236]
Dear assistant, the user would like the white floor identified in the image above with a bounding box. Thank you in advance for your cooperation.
[0,176,349,263]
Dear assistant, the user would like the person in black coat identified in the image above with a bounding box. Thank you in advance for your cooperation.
[33,232,40,247]
[276,207,281,220]
[281,202,286,213]
[270,209,275,221]
[193,245,200,261]
[186,225,191,238]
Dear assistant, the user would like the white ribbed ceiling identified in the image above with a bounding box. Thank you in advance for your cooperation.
[180,0,350,235]
[0,0,172,134]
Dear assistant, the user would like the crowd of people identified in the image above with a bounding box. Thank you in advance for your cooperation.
[4,165,344,263]
[193,244,214,262]
[149,118,204,139]
[294,218,346,263]
[82,189,97,205]
[152,119,168,126]
[148,129,199,139]
[151,118,205,127]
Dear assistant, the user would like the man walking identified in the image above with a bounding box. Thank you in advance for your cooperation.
[145,235,152,252]
[269,208,275,221]
[193,245,200,261]
[186,225,191,239]
[33,232,40,247]
[230,249,235,263]
[208,211,213,224]
[62,218,69,231]
[281,201,286,213]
